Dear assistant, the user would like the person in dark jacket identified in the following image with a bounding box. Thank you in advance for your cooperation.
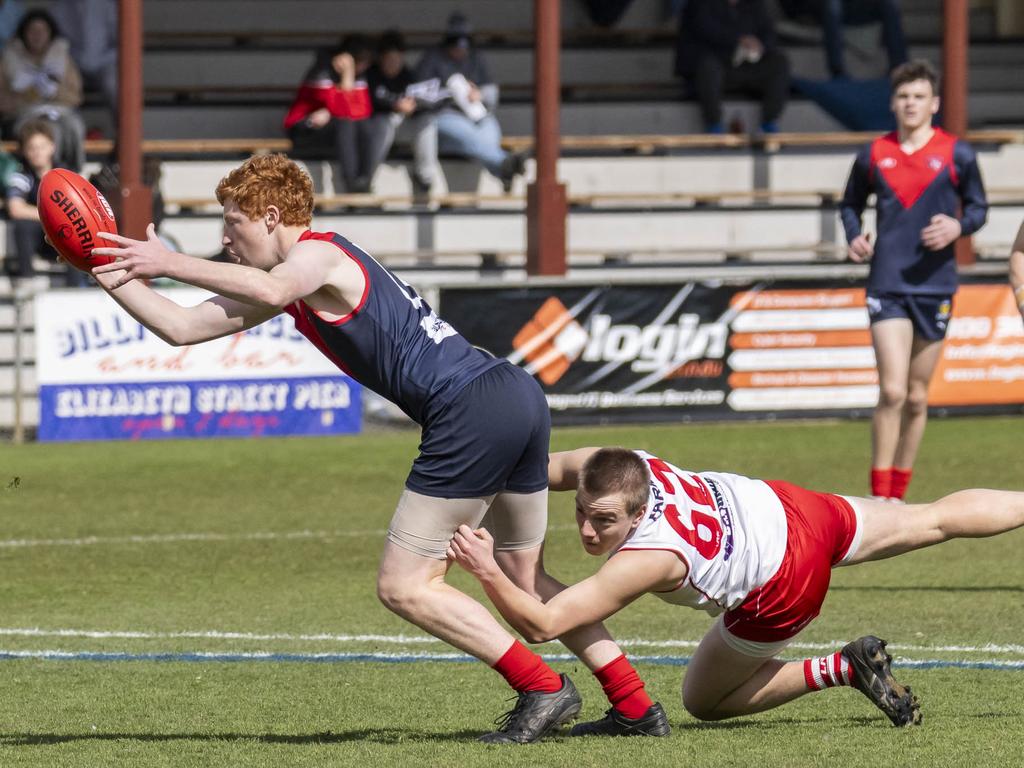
[363,31,438,195]
[675,0,790,133]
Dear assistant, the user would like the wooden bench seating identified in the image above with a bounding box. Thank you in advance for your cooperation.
[1,128,1009,160]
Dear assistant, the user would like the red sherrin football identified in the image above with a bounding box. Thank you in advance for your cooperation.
[37,168,118,273]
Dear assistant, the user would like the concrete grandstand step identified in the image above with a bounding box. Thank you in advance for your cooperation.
[126,83,1024,142]
[0,396,38,428]
[141,48,682,90]
[131,99,848,140]
[0,367,36,394]
[0,302,35,329]
[141,0,670,35]
[139,44,1024,97]
[159,153,764,200]
[156,200,1023,265]
[155,141,1024,201]
[158,206,845,260]
[0,332,35,361]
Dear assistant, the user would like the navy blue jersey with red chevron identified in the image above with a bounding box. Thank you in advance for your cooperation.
[282,230,503,425]
[840,128,988,295]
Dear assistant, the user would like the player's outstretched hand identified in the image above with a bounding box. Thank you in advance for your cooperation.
[847,233,874,262]
[447,524,498,579]
[91,224,176,288]
[921,214,962,251]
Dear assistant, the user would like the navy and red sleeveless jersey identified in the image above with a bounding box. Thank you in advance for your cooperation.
[840,128,988,295]
[283,231,504,425]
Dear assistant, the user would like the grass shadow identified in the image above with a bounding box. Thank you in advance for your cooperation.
[0,728,485,746]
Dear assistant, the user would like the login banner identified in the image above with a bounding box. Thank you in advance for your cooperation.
[440,279,1024,424]
[35,289,361,441]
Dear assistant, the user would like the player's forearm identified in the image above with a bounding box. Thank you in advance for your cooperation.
[164,254,290,309]
[95,270,193,346]
[477,569,559,644]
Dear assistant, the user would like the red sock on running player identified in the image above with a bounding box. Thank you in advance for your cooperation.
[890,467,913,500]
[594,654,654,719]
[492,639,562,693]
[870,467,892,498]
[803,651,854,690]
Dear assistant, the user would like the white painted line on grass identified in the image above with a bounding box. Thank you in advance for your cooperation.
[3,627,1023,657]
[2,648,1023,672]
[0,525,581,549]
[0,627,439,644]
[0,529,382,549]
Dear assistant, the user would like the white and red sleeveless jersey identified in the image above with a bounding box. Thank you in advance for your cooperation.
[614,451,788,616]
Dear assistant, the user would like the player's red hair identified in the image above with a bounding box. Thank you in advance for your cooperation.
[216,153,314,227]
[579,448,649,517]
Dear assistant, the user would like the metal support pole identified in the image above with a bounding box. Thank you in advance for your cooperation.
[943,0,974,266]
[12,285,25,445]
[526,0,567,276]
[118,0,152,239]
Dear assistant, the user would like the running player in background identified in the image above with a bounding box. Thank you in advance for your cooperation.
[83,154,668,743]
[450,446,1024,732]
[840,60,988,502]
[1009,221,1024,321]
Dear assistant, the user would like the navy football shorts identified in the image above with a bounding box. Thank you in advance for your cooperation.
[865,293,954,341]
[406,362,551,498]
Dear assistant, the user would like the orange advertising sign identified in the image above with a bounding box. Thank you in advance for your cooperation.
[929,285,1024,406]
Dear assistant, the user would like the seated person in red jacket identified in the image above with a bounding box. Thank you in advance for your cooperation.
[284,34,374,193]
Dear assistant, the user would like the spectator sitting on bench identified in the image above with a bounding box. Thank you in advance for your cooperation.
[0,9,87,170]
[675,0,790,134]
[3,118,88,286]
[415,12,524,193]
[364,30,438,197]
[284,34,375,193]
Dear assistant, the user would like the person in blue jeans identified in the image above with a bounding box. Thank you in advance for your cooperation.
[415,12,524,192]
[821,0,908,79]
[780,0,907,78]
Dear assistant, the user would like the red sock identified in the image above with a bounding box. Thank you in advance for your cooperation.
[803,651,854,690]
[870,467,892,498]
[890,467,912,500]
[594,654,654,719]
[492,640,562,693]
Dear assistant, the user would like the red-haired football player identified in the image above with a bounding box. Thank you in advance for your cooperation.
[840,60,988,503]
[87,153,668,743]
[451,446,1024,731]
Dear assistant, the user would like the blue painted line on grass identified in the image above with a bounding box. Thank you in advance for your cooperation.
[2,650,1024,671]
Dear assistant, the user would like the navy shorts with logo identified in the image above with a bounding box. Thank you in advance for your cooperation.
[406,362,550,498]
[865,293,954,341]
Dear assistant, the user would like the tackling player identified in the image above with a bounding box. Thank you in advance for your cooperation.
[451,446,1024,732]
[840,60,988,502]
[84,154,668,742]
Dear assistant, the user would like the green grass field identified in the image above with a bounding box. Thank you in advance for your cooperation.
[0,416,1022,767]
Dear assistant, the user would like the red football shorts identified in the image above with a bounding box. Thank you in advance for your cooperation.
[722,480,860,644]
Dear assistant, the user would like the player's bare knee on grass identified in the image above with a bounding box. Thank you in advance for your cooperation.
[681,688,726,722]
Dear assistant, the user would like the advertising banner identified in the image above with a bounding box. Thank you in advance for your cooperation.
[441,280,1024,423]
[35,289,361,441]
